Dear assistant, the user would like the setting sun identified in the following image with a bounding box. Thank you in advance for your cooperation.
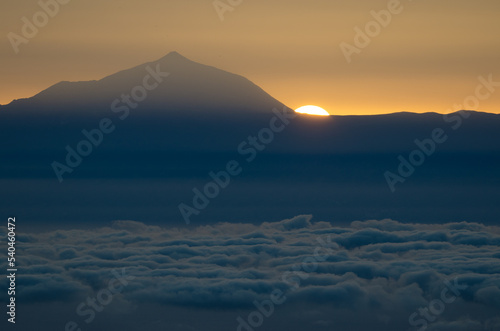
[295,105,330,116]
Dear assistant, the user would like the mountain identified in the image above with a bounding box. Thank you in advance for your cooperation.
[1,52,499,156]
[1,51,290,114]
[1,53,499,225]
[1,107,499,225]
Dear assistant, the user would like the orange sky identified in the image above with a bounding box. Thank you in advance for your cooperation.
[1,0,500,115]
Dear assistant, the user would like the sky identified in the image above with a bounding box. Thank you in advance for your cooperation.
[1,0,500,115]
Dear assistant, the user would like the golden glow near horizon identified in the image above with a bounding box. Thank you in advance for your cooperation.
[295,105,330,116]
[1,0,499,114]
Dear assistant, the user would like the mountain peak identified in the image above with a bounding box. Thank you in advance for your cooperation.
[2,52,289,114]
[159,51,190,62]
[166,51,182,57]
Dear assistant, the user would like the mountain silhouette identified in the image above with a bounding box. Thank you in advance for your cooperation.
[1,51,290,114]
[1,53,500,225]
[0,52,499,156]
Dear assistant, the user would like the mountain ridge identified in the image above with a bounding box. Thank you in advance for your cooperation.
[1,52,499,118]
[1,51,291,114]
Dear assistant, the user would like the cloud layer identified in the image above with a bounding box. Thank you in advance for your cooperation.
[2,216,499,330]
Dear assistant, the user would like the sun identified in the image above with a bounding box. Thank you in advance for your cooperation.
[294,105,330,116]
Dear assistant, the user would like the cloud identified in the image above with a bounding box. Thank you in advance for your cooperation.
[2,215,499,330]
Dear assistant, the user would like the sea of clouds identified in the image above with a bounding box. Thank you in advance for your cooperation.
[1,215,499,330]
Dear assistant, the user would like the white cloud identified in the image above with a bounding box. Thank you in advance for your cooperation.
[2,215,499,330]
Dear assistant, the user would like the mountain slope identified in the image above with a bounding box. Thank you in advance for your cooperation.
[2,52,290,114]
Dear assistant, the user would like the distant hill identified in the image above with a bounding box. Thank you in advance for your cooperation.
[1,51,290,115]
